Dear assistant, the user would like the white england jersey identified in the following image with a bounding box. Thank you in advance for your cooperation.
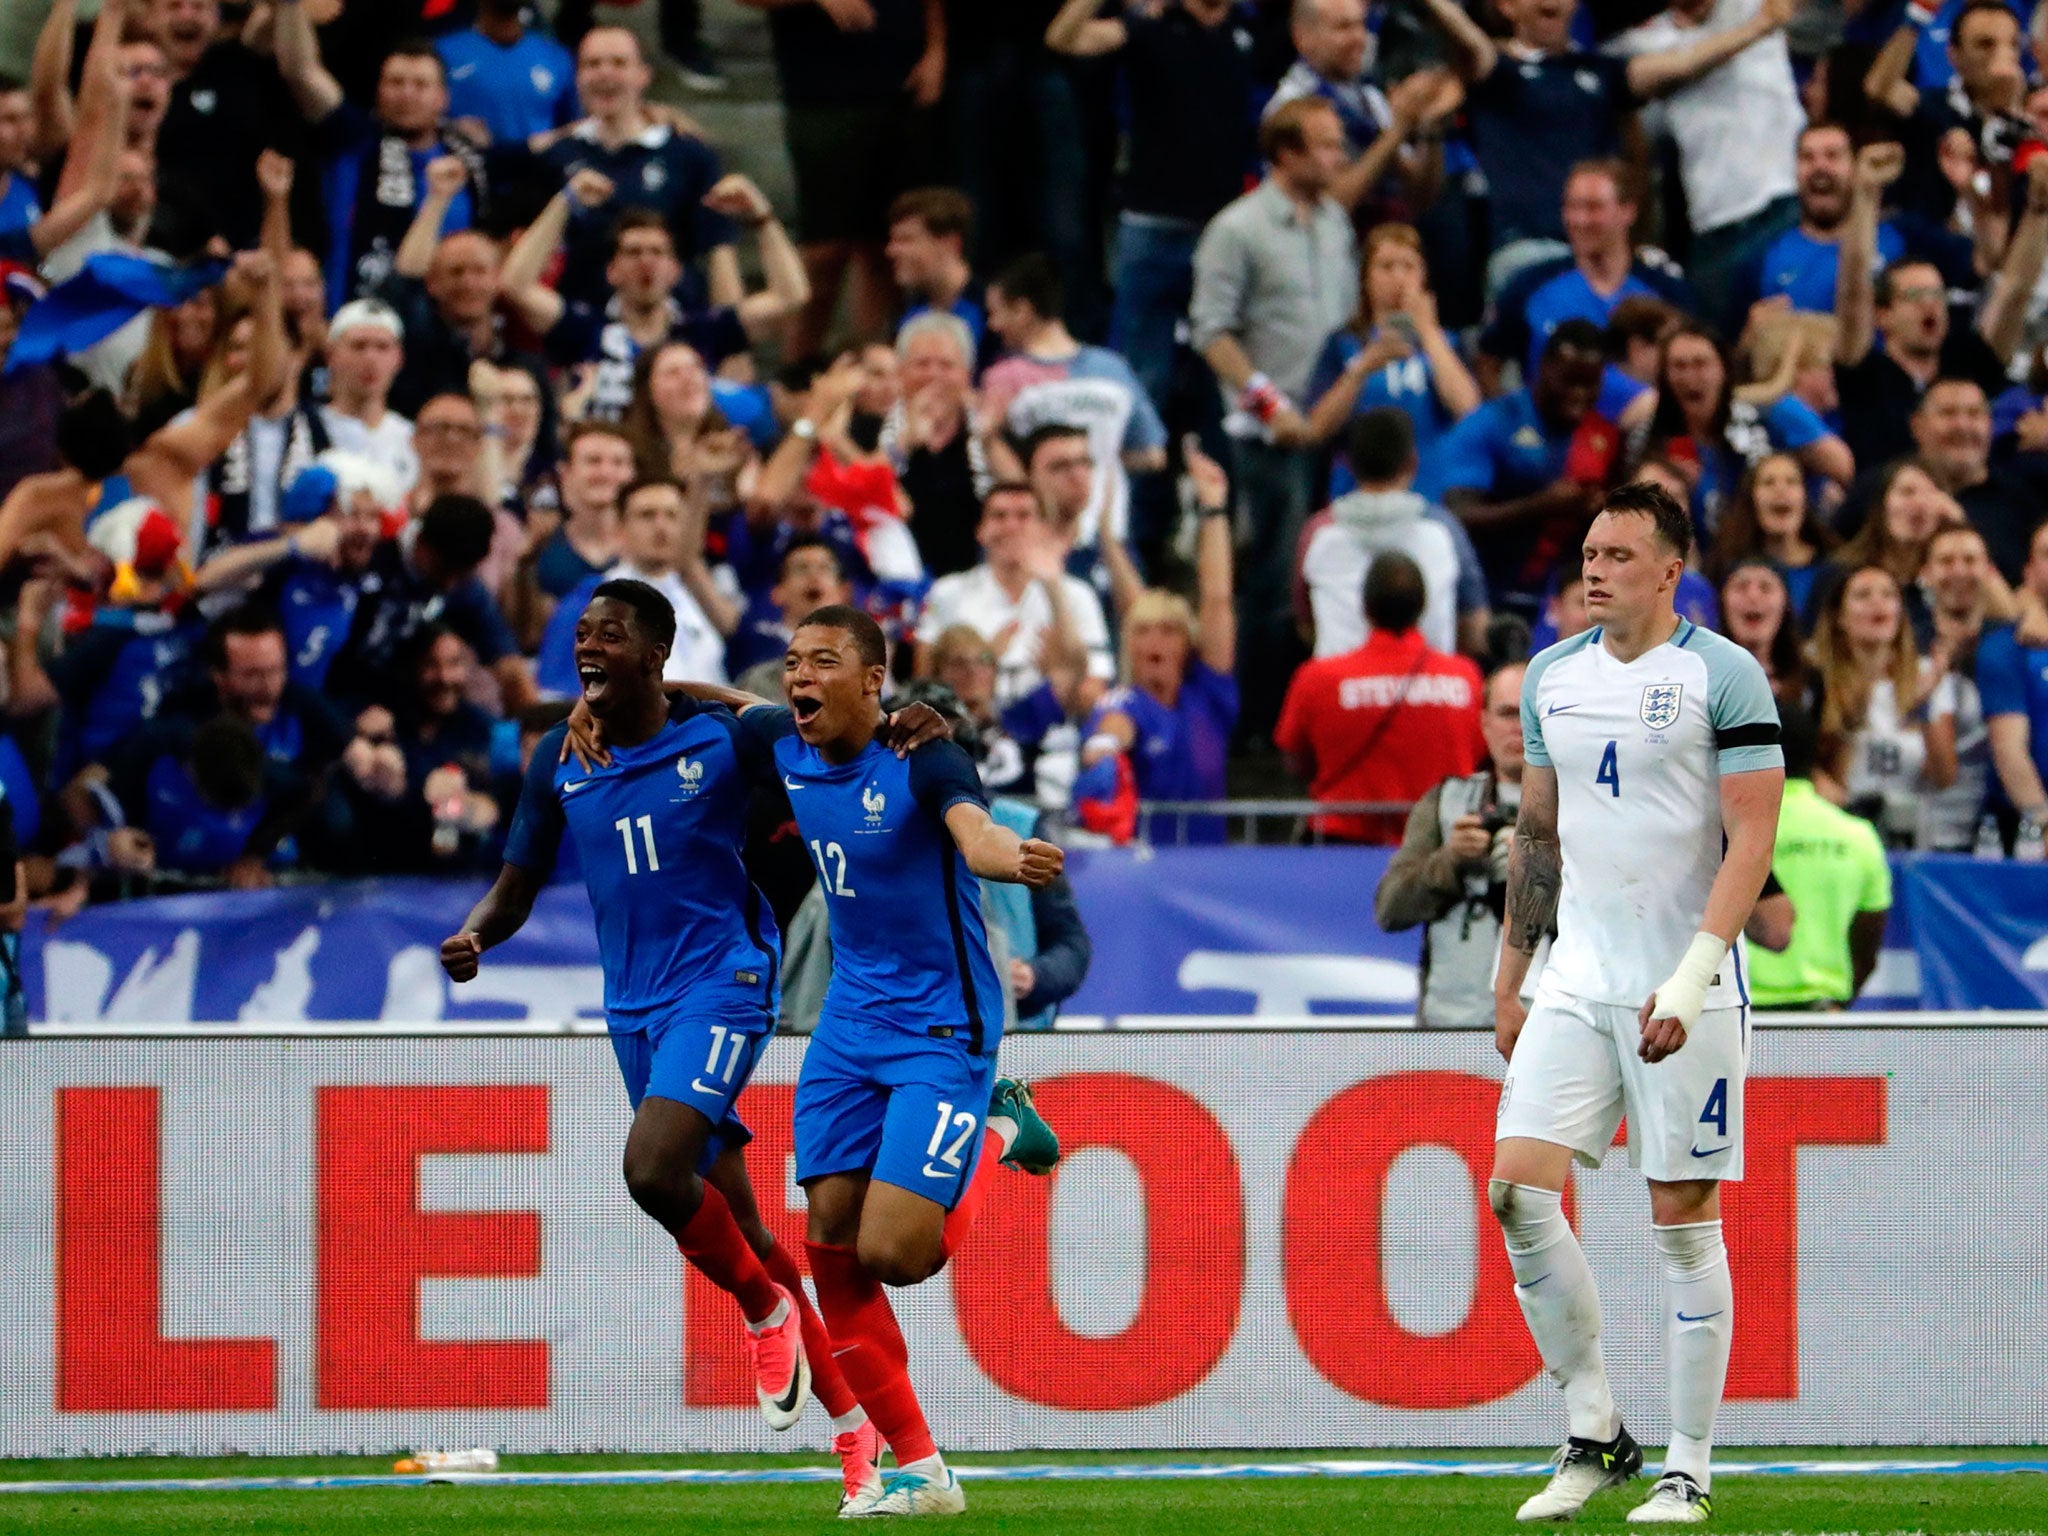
[1521,618,1783,1010]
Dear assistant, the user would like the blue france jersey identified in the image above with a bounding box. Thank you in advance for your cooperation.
[741,709,1004,1053]
[502,702,780,1019]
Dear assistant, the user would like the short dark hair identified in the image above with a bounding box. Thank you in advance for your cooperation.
[188,715,266,812]
[1778,699,1820,780]
[981,479,1040,515]
[989,253,1062,324]
[1259,95,1336,163]
[203,603,285,670]
[797,603,887,669]
[57,389,134,482]
[383,38,447,80]
[416,494,497,573]
[1916,374,1989,410]
[1606,295,1678,356]
[564,418,634,457]
[1018,421,1089,471]
[887,187,974,243]
[1345,407,1417,485]
[1873,258,1943,308]
[1543,317,1608,363]
[590,577,677,653]
[1598,480,1694,564]
[1952,0,2020,45]
[621,474,687,508]
[1567,157,1638,204]
[609,208,675,260]
[778,534,843,581]
[1363,550,1427,633]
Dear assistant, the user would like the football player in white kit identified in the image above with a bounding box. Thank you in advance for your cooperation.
[1492,483,1784,1525]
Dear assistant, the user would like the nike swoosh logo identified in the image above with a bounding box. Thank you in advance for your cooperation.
[1545,704,1578,717]
[765,1359,803,1416]
[563,779,593,793]
[783,777,804,790]
[1521,1272,1551,1288]
[1676,1310,1725,1322]
[920,1163,952,1179]
[690,1077,723,1096]
[1688,1145,1725,1158]
[832,1344,859,1358]
[451,63,477,78]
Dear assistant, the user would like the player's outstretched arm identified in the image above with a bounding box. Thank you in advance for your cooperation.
[1494,763,1559,1062]
[1638,767,1784,1060]
[441,864,546,982]
[943,802,1064,889]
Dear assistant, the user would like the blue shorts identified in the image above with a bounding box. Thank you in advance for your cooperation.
[609,995,774,1177]
[792,1013,997,1210]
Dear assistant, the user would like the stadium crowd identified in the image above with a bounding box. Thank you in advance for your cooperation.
[0,0,2045,923]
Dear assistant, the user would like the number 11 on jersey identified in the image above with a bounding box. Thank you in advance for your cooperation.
[615,814,660,874]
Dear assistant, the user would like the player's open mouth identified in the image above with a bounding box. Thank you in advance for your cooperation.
[578,663,607,699]
[791,695,823,722]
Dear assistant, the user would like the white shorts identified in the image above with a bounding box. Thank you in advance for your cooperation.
[1496,982,1749,1183]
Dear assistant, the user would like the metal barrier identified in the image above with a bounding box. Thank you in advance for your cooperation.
[1134,799,1416,846]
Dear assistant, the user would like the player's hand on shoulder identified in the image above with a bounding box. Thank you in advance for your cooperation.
[560,698,612,770]
[441,931,483,983]
[1017,837,1064,888]
[881,701,952,757]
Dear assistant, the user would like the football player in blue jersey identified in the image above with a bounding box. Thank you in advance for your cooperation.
[729,604,1062,1518]
[440,580,865,1471]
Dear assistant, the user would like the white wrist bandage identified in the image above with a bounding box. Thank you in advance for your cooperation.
[1649,932,1728,1033]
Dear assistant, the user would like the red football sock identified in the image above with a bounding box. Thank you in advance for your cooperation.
[761,1237,858,1418]
[675,1184,781,1323]
[938,1131,1004,1265]
[806,1240,937,1466]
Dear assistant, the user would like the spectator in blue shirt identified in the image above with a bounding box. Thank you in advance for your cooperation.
[106,715,293,885]
[1305,223,1482,499]
[437,0,579,148]
[1979,520,2048,852]
[1417,318,1609,618]
[500,176,806,421]
[1479,159,1698,388]
[283,23,488,307]
[0,80,40,238]
[1415,0,1797,291]
[535,27,737,312]
[1646,321,1854,540]
[1078,446,1241,844]
[161,603,353,797]
[887,188,987,361]
[1744,123,1906,317]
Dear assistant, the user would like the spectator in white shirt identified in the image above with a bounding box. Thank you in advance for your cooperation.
[1295,407,1486,659]
[916,481,1113,712]
[1608,0,1805,333]
[319,299,418,496]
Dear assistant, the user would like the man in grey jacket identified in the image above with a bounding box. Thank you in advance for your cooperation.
[1374,659,1527,1027]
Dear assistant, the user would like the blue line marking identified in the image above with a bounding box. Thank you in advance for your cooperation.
[1,1459,2043,1496]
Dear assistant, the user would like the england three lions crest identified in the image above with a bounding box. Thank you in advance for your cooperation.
[1639,683,1683,730]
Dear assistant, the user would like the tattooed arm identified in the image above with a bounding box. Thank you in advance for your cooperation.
[1493,762,1560,1062]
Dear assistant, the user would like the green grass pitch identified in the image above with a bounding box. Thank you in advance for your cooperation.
[3,1450,2044,1535]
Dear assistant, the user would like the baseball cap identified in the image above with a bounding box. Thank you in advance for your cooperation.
[328,299,404,344]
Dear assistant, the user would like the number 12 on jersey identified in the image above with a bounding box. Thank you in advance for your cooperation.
[810,839,856,897]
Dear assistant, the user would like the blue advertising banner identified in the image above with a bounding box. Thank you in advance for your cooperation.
[1901,853,2048,1009]
[15,851,2031,1024]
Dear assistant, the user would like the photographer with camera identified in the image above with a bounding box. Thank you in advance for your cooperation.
[1374,659,1530,1028]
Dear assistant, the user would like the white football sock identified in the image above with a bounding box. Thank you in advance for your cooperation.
[1491,1180,1618,1441]
[1655,1220,1733,1490]
[830,1405,869,1437]
[900,1451,947,1480]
